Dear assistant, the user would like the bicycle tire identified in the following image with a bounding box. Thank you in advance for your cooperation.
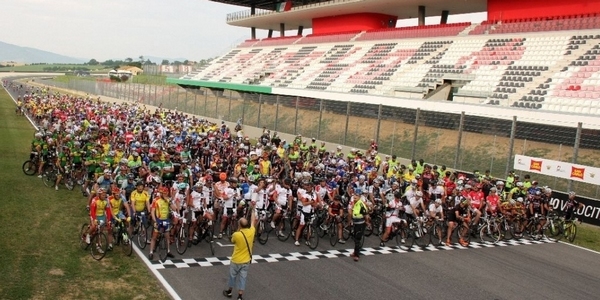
[364,222,373,237]
[42,171,56,188]
[22,160,37,176]
[329,222,338,247]
[65,177,75,191]
[480,223,500,244]
[137,225,148,250]
[158,233,168,262]
[306,224,319,250]
[79,223,90,250]
[430,223,445,246]
[414,224,431,248]
[204,228,215,256]
[176,223,189,255]
[277,218,292,242]
[371,216,382,237]
[547,218,563,239]
[455,223,471,246]
[90,232,108,261]
[397,227,413,249]
[120,231,133,256]
[567,223,577,242]
[317,221,327,238]
[258,221,269,245]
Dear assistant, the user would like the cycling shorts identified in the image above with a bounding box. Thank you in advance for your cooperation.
[154,218,171,232]
[300,212,313,226]
[386,216,403,227]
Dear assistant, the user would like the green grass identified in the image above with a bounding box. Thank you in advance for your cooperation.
[131,74,174,85]
[0,88,169,300]
[0,64,110,72]
[571,223,600,252]
[52,75,98,83]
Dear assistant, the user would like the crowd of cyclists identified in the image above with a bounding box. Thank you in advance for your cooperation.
[3,79,584,262]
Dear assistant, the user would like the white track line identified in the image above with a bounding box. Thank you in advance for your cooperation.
[559,241,600,255]
[3,84,39,131]
[3,80,182,300]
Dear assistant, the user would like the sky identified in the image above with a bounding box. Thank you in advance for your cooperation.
[0,0,486,62]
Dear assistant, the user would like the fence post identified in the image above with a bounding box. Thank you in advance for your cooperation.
[241,95,246,124]
[204,89,208,116]
[376,104,382,143]
[343,102,350,145]
[143,84,146,104]
[294,96,299,135]
[228,90,232,121]
[257,94,262,128]
[568,122,583,192]
[317,99,324,140]
[154,85,158,107]
[454,111,465,169]
[194,92,198,115]
[411,108,420,160]
[505,116,517,177]
[274,95,280,131]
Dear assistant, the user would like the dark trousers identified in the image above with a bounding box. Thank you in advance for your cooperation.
[353,221,365,256]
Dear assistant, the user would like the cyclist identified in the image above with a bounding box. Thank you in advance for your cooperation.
[148,187,177,260]
[486,187,500,216]
[564,191,583,221]
[294,181,317,246]
[87,188,113,253]
[219,178,240,238]
[468,184,484,227]
[271,178,293,237]
[130,181,150,236]
[446,199,471,247]
[380,191,405,247]
[109,186,131,250]
[528,190,546,238]
[326,195,345,244]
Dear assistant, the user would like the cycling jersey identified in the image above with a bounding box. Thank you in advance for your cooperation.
[469,190,484,209]
[486,194,500,213]
[90,197,110,219]
[109,196,123,217]
[153,198,171,219]
[130,190,149,212]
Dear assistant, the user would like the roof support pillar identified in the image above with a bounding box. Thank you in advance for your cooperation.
[418,5,426,26]
[441,10,449,24]
[268,29,273,38]
[280,23,285,37]
[251,27,256,40]
[297,25,304,36]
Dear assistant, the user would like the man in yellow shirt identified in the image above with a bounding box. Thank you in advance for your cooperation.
[223,202,257,300]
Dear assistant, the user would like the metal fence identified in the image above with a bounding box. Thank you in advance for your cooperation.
[38,78,600,199]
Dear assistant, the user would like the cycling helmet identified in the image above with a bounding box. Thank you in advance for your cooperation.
[219,172,227,181]
[354,188,363,195]
[229,177,238,184]
[135,181,144,187]
[177,183,187,190]
[496,181,504,186]
[411,179,418,184]
[569,191,576,196]
[35,132,43,138]
[120,158,128,164]
[516,182,524,187]
[545,188,552,194]
[434,199,442,205]
[415,191,423,197]
[97,188,107,194]
[134,141,141,148]
[150,166,160,173]
[457,179,464,186]
[127,173,135,179]
[464,184,472,189]
[107,151,115,157]
[509,199,516,205]
[490,187,497,192]
[516,197,524,203]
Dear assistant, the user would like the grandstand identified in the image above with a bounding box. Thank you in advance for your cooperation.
[169,0,600,116]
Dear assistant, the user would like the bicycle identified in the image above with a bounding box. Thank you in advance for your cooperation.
[274,210,293,242]
[133,211,150,250]
[112,217,133,256]
[153,220,172,262]
[302,214,319,250]
[192,216,216,256]
[79,220,109,261]
[22,152,41,176]
[479,214,502,244]
[409,215,430,248]
[328,215,345,247]
[174,210,189,255]
[255,209,270,245]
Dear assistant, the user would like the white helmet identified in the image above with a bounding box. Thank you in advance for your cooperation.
[509,199,516,205]
[516,197,524,203]
[415,191,423,197]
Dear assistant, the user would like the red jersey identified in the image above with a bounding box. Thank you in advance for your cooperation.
[469,190,485,209]
[486,194,500,213]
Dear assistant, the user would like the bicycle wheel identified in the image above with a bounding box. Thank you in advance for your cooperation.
[317,220,327,238]
[176,223,189,255]
[414,224,431,248]
[548,218,564,240]
[42,171,56,188]
[277,218,292,242]
[456,223,471,246]
[137,224,148,249]
[397,227,413,249]
[120,231,133,256]
[371,216,382,237]
[306,224,319,250]
[430,223,445,246]
[22,160,37,176]
[329,223,338,247]
[90,232,108,261]
[257,221,269,245]
[205,228,215,256]
[79,223,90,250]
[364,222,373,237]
[158,234,168,262]
[480,223,500,244]
[65,177,75,191]
[342,221,352,241]
[567,223,577,243]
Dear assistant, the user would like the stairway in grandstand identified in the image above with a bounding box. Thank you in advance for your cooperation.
[182,14,600,114]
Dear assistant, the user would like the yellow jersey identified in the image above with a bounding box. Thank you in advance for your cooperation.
[130,190,149,212]
[153,198,171,220]
[109,196,122,217]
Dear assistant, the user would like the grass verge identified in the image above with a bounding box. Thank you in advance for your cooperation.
[0,87,170,300]
[571,222,600,252]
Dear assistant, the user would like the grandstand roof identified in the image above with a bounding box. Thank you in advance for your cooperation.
[218,0,487,30]
[211,0,327,11]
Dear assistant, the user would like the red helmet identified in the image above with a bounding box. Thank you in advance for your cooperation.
[219,172,227,181]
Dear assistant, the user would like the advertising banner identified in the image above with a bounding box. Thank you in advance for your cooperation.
[549,191,600,226]
[513,154,600,185]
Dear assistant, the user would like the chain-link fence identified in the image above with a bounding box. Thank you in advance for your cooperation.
[38,78,600,199]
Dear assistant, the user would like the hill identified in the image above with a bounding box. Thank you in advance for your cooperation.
[0,40,84,64]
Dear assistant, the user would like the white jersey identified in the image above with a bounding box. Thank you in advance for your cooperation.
[190,190,204,210]
[386,199,404,217]
[404,197,423,215]
[300,190,316,213]
[428,203,443,216]
[429,186,445,200]
[252,187,269,210]
[275,184,291,207]
[222,187,237,208]
[315,185,328,201]
[296,188,306,210]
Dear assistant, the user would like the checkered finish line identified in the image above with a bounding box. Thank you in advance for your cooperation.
[150,239,555,270]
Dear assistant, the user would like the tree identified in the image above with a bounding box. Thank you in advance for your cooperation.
[161,59,170,65]
[144,59,154,65]
[183,60,189,65]
[127,62,142,68]
[87,58,99,65]
[173,60,182,66]
[125,57,133,63]
[139,55,144,63]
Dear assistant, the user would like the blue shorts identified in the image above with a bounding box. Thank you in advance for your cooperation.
[155,218,171,232]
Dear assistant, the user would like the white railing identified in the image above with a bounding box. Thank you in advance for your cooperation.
[226,0,364,22]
